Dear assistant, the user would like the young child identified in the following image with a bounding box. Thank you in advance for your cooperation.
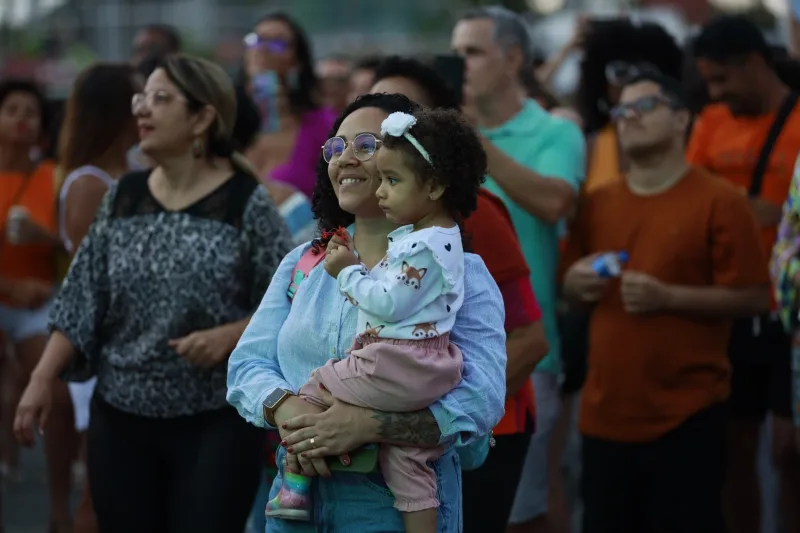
[266,108,487,532]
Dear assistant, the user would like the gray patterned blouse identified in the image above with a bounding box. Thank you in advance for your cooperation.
[50,169,294,418]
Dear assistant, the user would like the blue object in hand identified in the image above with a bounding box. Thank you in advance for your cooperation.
[252,70,280,134]
[591,251,629,278]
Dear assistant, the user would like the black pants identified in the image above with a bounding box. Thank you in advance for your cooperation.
[581,404,726,533]
[88,397,265,533]
[728,315,792,419]
[558,309,590,396]
[462,427,533,533]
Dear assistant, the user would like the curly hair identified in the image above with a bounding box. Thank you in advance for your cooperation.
[311,93,422,235]
[381,108,486,226]
[577,20,684,135]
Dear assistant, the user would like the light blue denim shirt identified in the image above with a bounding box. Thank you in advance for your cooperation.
[227,241,507,532]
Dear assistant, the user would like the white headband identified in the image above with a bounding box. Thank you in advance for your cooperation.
[380,112,433,166]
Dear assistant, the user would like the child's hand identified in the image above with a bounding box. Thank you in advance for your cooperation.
[325,227,353,254]
[324,245,361,278]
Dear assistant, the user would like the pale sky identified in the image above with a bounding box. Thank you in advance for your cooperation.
[0,0,65,26]
[0,0,790,27]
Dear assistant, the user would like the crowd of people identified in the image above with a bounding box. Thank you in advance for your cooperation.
[1,4,800,533]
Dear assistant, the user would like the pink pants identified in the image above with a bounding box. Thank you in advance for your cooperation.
[299,334,463,512]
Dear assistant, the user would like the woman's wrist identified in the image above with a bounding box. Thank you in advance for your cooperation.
[31,331,76,384]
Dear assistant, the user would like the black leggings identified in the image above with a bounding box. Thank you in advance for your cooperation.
[88,397,265,533]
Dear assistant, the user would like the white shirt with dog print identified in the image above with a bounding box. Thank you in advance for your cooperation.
[337,224,464,341]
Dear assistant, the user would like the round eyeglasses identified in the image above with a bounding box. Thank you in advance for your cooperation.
[322,133,382,163]
[610,95,672,121]
[242,33,292,54]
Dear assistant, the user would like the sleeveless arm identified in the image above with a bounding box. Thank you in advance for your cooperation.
[62,173,110,256]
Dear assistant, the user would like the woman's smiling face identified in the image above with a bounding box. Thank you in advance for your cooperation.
[327,107,389,219]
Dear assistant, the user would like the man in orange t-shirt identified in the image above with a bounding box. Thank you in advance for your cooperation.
[687,15,800,533]
[563,73,769,532]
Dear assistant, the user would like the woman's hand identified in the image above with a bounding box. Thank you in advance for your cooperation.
[169,324,238,368]
[274,397,332,477]
[282,387,377,460]
[13,375,53,447]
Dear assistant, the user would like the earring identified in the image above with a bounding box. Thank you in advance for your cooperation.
[192,138,205,159]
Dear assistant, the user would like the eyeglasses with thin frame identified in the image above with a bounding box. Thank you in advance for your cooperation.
[243,33,292,54]
[609,94,673,121]
[131,90,185,114]
[322,133,383,163]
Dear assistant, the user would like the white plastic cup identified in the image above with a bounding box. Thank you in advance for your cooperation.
[6,206,29,245]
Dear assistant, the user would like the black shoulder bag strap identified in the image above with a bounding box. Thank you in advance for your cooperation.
[749,92,799,197]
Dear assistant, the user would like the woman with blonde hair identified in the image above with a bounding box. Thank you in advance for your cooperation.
[15,54,293,532]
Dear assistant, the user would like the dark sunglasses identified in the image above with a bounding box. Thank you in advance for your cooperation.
[605,60,660,86]
[243,33,292,54]
[322,133,382,163]
[609,95,673,121]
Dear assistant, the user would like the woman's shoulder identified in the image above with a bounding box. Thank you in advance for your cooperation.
[108,169,151,209]
[464,253,495,284]
[281,241,315,267]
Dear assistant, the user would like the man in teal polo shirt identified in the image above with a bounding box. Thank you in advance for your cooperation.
[452,6,586,532]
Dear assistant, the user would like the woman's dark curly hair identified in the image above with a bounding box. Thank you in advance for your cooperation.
[311,93,422,235]
[576,20,684,135]
[381,108,486,225]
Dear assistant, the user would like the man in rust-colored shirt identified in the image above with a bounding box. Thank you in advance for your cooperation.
[563,72,769,532]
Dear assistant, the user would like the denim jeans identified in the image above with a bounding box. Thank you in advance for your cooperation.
[265,446,463,532]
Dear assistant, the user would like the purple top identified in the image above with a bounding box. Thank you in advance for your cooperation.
[269,107,338,198]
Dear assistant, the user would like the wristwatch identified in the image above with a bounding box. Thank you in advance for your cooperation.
[262,388,293,427]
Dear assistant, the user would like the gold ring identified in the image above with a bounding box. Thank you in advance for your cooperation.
[310,438,316,446]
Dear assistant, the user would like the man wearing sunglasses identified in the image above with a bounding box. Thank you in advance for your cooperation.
[563,72,769,533]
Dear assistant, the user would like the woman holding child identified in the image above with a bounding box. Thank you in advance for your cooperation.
[227,93,507,532]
